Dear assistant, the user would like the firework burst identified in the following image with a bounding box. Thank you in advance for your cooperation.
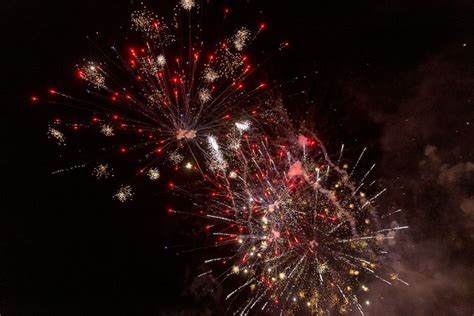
[43,3,275,185]
[37,1,407,313]
[188,126,408,315]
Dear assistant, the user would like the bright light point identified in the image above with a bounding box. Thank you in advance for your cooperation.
[180,0,195,10]
[235,121,250,131]
[37,7,406,313]
[114,185,133,202]
[147,167,160,180]
[156,54,166,66]
[208,136,219,151]
[101,124,114,136]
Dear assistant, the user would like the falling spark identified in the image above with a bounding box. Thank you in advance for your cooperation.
[47,126,65,145]
[233,27,251,51]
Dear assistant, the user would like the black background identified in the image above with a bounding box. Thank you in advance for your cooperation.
[3,0,473,315]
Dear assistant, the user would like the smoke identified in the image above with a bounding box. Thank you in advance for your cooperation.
[355,47,474,315]
[287,160,305,178]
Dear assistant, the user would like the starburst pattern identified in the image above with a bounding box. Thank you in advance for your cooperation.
[44,4,272,178]
[93,164,113,179]
[147,167,161,181]
[189,127,408,315]
[100,124,114,136]
[38,2,407,314]
[114,185,134,202]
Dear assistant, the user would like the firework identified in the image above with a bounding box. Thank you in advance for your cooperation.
[47,126,66,145]
[100,124,114,136]
[93,163,113,179]
[193,127,408,315]
[37,1,407,313]
[43,3,273,182]
[147,167,161,181]
[114,185,134,202]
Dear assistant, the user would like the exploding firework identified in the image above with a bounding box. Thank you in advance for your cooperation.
[42,3,275,184]
[188,126,408,315]
[37,1,407,313]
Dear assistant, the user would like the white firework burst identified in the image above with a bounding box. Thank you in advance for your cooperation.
[233,27,251,51]
[100,124,114,136]
[47,126,66,145]
[203,68,219,83]
[147,167,161,181]
[93,164,113,179]
[176,128,197,140]
[156,54,166,67]
[180,0,195,11]
[114,185,134,202]
[169,151,184,165]
[198,88,212,103]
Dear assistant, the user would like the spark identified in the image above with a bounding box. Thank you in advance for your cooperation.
[156,54,166,67]
[100,124,114,136]
[93,163,113,179]
[198,88,212,103]
[147,167,160,180]
[180,0,195,11]
[47,126,65,145]
[198,129,407,314]
[208,135,219,152]
[233,27,251,51]
[114,185,133,202]
[79,62,105,89]
[235,121,250,131]
[169,151,184,165]
[203,68,219,82]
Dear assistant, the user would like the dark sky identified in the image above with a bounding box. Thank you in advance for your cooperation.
[2,0,473,315]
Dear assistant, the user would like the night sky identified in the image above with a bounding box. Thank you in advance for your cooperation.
[3,0,473,315]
